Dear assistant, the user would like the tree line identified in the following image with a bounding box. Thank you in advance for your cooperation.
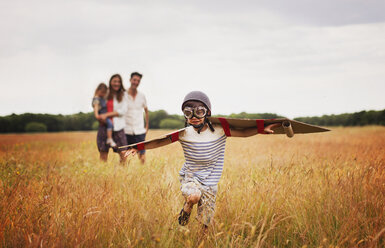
[294,110,385,126]
[0,109,383,133]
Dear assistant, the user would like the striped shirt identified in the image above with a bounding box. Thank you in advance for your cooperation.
[179,124,227,186]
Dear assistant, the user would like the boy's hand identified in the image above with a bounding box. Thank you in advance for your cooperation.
[124,148,138,158]
[264,123,281,134]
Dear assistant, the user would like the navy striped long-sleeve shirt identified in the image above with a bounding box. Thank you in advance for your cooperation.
[179,124,227,186]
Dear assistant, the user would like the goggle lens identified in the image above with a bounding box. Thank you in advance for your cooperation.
[183,106,207,119]
[195,107,207,118]
[183,108,193,119]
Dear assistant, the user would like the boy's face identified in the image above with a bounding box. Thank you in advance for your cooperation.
[183,101,207,126]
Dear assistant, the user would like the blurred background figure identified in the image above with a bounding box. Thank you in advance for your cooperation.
[124,72,149,164]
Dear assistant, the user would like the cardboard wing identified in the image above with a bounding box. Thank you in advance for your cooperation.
[208,117,330,137]
[118,117,330,150]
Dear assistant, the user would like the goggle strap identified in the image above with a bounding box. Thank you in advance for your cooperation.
[206,117,215,132]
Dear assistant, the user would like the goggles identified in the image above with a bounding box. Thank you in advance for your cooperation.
[183,106,208,119]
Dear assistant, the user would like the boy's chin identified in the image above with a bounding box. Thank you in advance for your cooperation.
[189,121,203,126]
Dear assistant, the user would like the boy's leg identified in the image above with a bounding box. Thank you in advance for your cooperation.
[179,180,202,225]
[184,193,201,212]
[196,186,217,227]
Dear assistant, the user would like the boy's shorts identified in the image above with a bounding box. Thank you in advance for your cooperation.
[179,176,217,226]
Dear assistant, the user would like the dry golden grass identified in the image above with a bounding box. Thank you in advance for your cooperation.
[0,127,384,247]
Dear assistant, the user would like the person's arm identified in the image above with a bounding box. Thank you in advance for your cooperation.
[124,137,172,157]
[92,99,101,120]
[93,106,100,119]
[229,123,281,137]
[144,107,149,133]
[124,129,185,158]
[99,111,119,121]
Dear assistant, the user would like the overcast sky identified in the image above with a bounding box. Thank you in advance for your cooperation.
[1,0,384,118]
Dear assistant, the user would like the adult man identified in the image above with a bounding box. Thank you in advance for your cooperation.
[124,72,149,163]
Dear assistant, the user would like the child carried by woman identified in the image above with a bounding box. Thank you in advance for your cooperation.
[92,83,117,147]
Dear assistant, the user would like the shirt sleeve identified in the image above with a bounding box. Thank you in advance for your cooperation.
[214,124,226,137]
[178,128,186,141]
[92,98,100,108]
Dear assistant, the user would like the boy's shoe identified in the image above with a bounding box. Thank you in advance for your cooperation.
[178,208,191,226]
[107,138,117,147]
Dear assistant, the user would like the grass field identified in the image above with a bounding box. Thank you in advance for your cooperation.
[0,127,384,247]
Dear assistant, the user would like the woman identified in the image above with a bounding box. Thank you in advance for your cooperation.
[97,74,128,162]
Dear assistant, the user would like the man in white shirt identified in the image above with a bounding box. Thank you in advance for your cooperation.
[124,72,149,163]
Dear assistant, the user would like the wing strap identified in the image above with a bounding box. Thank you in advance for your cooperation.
[170,131,179,142]
[136,143,145,151]
[218,117,231,137]
[256,119,265,134]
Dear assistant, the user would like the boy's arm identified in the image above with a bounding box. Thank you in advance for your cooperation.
[124,136,173,157]
[229,123,281,137]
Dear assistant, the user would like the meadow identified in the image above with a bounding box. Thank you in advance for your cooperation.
[0,127,384,247]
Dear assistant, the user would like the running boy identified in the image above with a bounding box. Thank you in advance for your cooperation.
[124,91,280,229]
[92,83,117,147]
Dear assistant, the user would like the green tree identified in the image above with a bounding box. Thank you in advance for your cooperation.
[149,110,169,129]
[92,121,99,130]
[159,118,184,129]
[25,122,47,132]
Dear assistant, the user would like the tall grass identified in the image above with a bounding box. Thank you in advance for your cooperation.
[0,127,384,247]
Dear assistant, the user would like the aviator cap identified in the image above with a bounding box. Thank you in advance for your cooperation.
[181,91,212,113]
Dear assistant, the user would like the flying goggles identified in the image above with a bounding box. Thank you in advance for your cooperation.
[183,106,208,119]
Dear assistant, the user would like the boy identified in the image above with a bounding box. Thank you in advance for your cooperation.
[125,91,279,230]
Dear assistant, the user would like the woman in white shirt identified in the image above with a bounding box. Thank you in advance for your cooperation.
[97,74,128,163]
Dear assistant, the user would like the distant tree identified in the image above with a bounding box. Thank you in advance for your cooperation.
[0,109,384,133]
[149,110,169,129]
[92,121,99,130]
[25,122,47,132]
[294,109,385,126]
[159,118,184,129]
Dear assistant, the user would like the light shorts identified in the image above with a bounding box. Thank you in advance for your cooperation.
[179,176,218,226]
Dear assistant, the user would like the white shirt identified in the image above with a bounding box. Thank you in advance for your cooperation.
[179,124,227,186]
[112,94,129,131]
[124,91,147,135]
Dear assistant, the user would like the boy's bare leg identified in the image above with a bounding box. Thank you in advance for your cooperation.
[179,193,201,226]
[184,194,201,213]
